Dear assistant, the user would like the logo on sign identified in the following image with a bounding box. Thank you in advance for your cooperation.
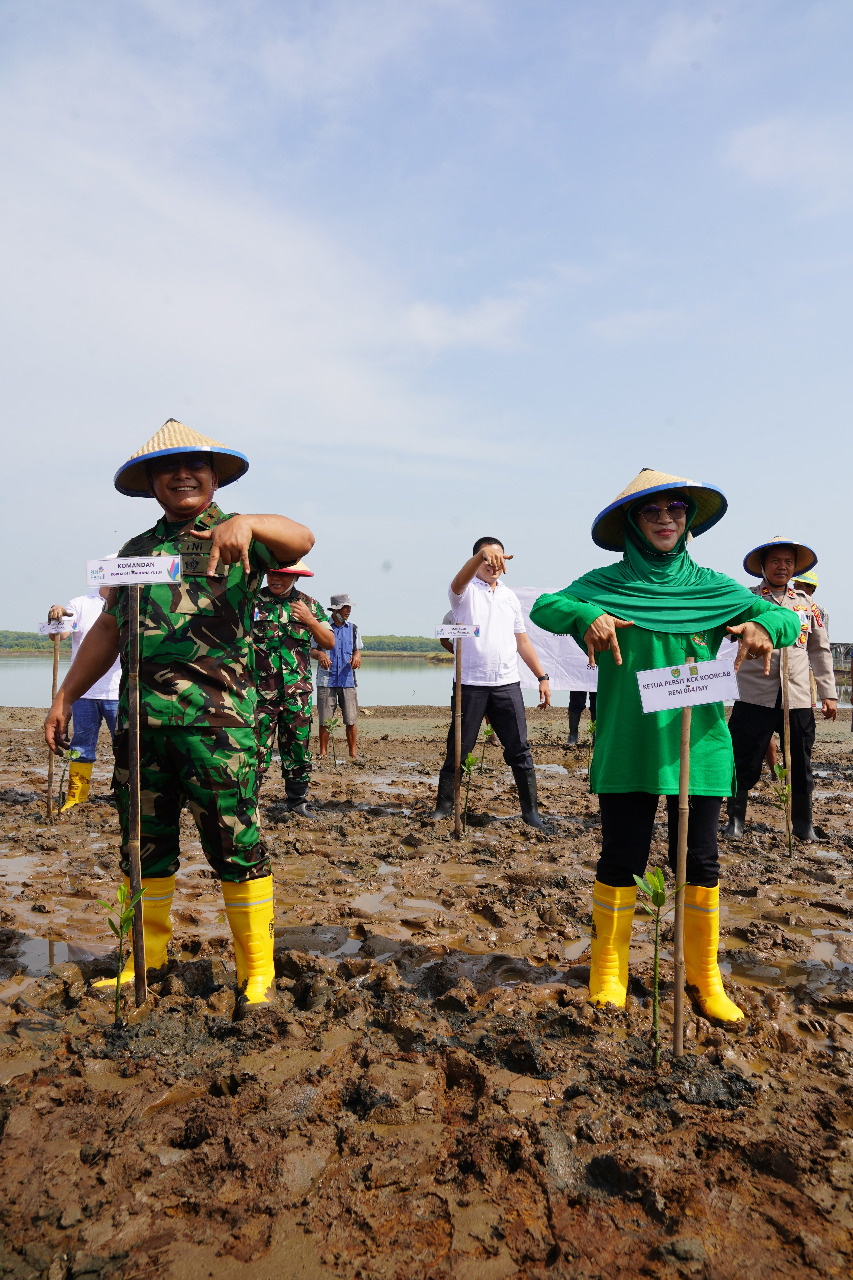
[474,626,480,636]
[689,665,698,676]
[168,559,180,581]
[91,564,105,581]
[671,668,681,678]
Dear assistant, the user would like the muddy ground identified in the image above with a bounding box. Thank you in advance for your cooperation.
[1,702,852,1279]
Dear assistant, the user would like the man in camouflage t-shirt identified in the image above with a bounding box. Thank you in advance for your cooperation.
[253,560,334,816]
[45,420,315,1006]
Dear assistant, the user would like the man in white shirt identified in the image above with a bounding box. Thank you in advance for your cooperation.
[47,579,122,811]
[432,537,551,828]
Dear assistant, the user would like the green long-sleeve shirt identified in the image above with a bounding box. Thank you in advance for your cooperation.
[529,592,800,796]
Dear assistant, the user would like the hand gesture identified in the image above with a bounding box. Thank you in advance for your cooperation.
[47,605,74,623]
[290,599,314,627]
[481,546,513,576]
[317,652,332,670]
[583,614,634,667]
[192,515,254,576]
[727,620,773,675]
[822,699,838,722]
[44,702,71,755]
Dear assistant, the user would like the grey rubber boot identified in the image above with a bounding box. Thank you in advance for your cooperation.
[430,773,456,820]
[792,792,817,842]
[566,708,581,746]
[285,776,315,819]
[512,766,546,829]
[722,791,747,839]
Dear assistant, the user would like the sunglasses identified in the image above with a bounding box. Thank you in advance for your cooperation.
[637,501,688,523]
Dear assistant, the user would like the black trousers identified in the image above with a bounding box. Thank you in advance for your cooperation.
[439,682,534,779]
[728,693,815,795]
[597,793,721,889]
[569,690,597,717]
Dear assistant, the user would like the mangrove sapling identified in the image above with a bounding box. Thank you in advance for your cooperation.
[771,761,793,856]
[56,747,81,813]
[587,718,596,771]
[634,868,683,1071]
[462,751,478,832]
[323,714,341,768]
[98,882,146,1025]
[478,724,495,773]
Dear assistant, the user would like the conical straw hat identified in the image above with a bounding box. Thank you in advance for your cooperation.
[743,536,817,579]
[268,558,314,577]
[591,467,727,551]
[114,419,249,497]
[793,568,819,590]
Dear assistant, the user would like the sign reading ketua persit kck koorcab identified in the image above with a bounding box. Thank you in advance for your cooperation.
[637,657,738,714]
[86,557,183,587]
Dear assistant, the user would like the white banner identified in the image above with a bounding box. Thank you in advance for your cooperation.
[435,624,480,638]
[513,587,598,692]
[38,619,75,635]
[637,658,739,714]
[86,556,183,586]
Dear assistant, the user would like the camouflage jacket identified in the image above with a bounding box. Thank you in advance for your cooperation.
[252,587,328,701]
[106,503,279,729]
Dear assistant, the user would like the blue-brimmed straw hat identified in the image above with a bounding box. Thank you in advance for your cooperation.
[591,467,727,551]
[743,536,817,579]
[114,419,249,497]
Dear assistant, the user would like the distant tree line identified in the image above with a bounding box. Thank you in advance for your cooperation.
[0,631,72,652]
[361,636,443,653]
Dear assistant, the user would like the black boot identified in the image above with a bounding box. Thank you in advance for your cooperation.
[431,773,456,820]
[285,776,315,819]
[792,792,817,843]
[512,767,546,829]
[723,790,748,839]
[566,708,581,746]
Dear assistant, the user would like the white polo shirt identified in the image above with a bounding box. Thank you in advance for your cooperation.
[448,577,525,686]
[65,593,122,700]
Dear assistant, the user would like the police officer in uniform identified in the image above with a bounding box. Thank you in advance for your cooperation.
[724,536,837,843]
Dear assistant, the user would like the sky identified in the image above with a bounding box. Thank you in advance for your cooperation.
[3,0,852,638]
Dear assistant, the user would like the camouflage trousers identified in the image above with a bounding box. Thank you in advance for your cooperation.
[256,690,313,783]
[113,725,269,883]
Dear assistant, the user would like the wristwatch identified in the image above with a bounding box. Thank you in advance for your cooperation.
[538,673,550,682]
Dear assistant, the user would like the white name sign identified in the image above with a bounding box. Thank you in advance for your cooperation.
[637,658,738,714]
[38,620,75,635]
[435,624,480,638]
[86,556,183,586]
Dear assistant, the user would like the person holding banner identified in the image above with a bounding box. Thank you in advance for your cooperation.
[44,419,314,1006]
[432,537,551,828]
[46,568,121,812]
[530,468,800,1023]
[723,538,837,843]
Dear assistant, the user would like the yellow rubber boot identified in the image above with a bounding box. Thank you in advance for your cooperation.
[221,875,276,1005]
[589,880,636,1008]
[92,875,175,988]
[61,761,93,812]
[684,884,744,1023]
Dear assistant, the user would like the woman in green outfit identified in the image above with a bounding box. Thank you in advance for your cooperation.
[530,468,800,1023]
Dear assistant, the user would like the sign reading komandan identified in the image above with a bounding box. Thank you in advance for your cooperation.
[86,557,183,587]
[636,657,738,714]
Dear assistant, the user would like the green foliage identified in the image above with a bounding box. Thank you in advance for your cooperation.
[587,718,596,769]
[478,725,495,773]
[323,715,341,767]
[360,636,444,653]
[0,630,72,653]
[97,882,145,1024]
[634,868,682,1071]
[771,760,793,856]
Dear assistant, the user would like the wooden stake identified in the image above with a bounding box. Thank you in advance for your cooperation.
[128,584,147,1007]
[781,647,793,836]
[454,638,463,840]
[672,657,694,1059]
[46,632,61,822]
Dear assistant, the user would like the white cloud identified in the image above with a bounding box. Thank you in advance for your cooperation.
[724,115,853,215]
[589,308,687,345]
[645,9,724,75]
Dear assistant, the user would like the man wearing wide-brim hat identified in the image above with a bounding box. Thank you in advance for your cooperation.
[531,468,801,1023]
[315,594,363,760]
[252,559,335,817]
[723,537,837,843]
[45,419,314,1006]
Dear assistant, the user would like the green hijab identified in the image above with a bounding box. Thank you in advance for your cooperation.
[563,497,759,635]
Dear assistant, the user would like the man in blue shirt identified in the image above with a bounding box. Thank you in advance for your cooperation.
[314,594,363,760]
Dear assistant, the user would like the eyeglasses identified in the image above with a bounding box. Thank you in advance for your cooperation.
[637,501,688,523]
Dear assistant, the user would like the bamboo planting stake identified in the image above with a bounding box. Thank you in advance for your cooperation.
[46,633,60,822]
[128,584,147,1007]
[454,638,463,840]
[672,656,694,1059]
[782,647,793,835]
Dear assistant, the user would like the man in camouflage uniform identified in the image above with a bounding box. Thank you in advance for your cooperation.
[45,419,315,1005]
[253,559,334,816]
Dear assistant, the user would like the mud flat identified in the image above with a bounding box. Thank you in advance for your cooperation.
[1,704,852,1278]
